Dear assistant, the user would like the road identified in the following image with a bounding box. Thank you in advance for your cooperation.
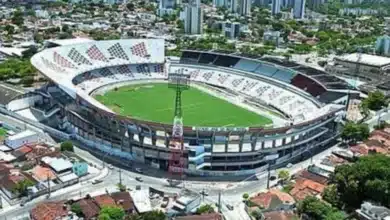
[0,112,342,220]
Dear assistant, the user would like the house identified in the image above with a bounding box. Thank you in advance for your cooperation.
[72,162,88,177]
[30,201,71,220]
[111,191,135,214]
[75,198,100,220]
[356,201,390,220]
[249,189,295,212]
[41,157,73,174]
[93,194,116,208]
[295,170,328,185]
[262,210,298,220]
[5,130,38,150]
[12,145,33,161]
[290,179,326,201]
[174,213,223,220]
[25,144,59,164]
[31,165,56,182]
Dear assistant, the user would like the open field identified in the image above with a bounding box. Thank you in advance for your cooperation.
[94,83,272,127]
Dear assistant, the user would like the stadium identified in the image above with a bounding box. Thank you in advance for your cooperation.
[8,39,348,177]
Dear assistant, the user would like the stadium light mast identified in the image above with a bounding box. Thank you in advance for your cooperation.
[168,72,190,185]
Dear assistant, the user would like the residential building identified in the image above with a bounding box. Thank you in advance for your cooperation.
[356,201,390,220]
[32,165,56,182]
[262,211,298,220]
[213,0,227,7]
[75,198,100,220]
[184,2,203,35]
[263,30,283,46]
[93,194,116,208]
[385,17,390,35]
[290,178,326,201]
[230,0,251,16]
[272,0,281,16]
[222,21,241,39]
[293,0,305,19]
[72,162,89,177]
[254,0,269,6]
[111,191,135,214]
[158,0,176,16]
[376,35,390,57]
[30,201,72,220]
[307,0,324,9]
[5,130,39,150]
[295,170,328,185]
[41,157,73,174]
[249,189,295,212]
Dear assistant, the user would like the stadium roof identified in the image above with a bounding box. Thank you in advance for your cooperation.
[31,39,165,102]
[336,53,390,67]
[45,38,95,46]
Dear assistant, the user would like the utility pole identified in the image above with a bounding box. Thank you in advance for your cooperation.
[266,164,271,189]
[218,190,221,213]
[118,168,122,186]
[47,174,51,198]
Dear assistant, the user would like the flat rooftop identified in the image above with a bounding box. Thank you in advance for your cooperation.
[336,53,390,67]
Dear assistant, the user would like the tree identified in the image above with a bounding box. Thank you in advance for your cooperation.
[60,141,74,152]
[142,210,166,220]
[62,24,70,33]
[361,91,386,111]
[117,183,126,192]
[12,179,34,197]
[21,76,34,87]
[11,9,24,26]
[322,184,341,208]
[329,154,390,209]
[22,46,38,59]
[278,170,290,184]
[196,204,214,214]
[4,25,14,35]
[297,196,344,220]
[71,204,83,217]
[341,122,369,144]
[98,206,125,220]
[127,3,135,11]
[242,193,249,200]
[251,209,263,220]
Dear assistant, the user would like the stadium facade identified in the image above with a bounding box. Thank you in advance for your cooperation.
[10,39,349,177]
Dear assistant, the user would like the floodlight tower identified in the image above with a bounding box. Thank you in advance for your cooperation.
[168,73,190,183]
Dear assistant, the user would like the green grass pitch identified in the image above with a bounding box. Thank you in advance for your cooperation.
[94,83,273,127]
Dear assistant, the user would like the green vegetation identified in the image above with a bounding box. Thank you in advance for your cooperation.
[60,141,74,152]
[0,128,7,137]
[71,204,84,217]
[297,196,345,220]
[95,83,272,127]
[278,169,290,184]
[98,206,125,220]
[361,91,387,111]
[327,154,390,209]
[196,204,215,214]
[0,59,36,84]
[242,193,249,200]
[341,122,369,144]
[12,179,35,197]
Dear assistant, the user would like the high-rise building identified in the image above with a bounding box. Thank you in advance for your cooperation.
[293,0,305,19]
[184,1,203,35]
[271,0,281,15]
[253,0,269,7]
[376,35,390,57]
[158,0,176,16]
[230,0,251,16]
[213,0,227,7]
[222,22,241,39]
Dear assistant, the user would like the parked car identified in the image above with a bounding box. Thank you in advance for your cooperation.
[135,168,143,173]
[226,204,234,210]
[135,177,143,182]
[107,164,114,170]
[92,179,103,185]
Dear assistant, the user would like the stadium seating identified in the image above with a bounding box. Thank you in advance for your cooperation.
[213,55,240,67]
[254,63,278,77]
[233,59,260,72]
[272,70,296,83]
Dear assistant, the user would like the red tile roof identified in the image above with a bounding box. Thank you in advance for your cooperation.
[263,211,298,220]
[296,170,328,185]
[30,201,69,220]
[250,189,295,209]
[94,194,116,208]
[17,146,33,154]
[290,179,326,201]
[111,192,135,212]
[32,165,56,181]
[76,199,100,220]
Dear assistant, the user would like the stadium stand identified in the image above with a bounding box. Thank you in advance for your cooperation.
[108,43,129,60]
[291,74,326,97]
[272,69,296,83]
[180,51,201,63]
[86,45,109,62]
[313,75,345,84]
[295,67,326,76]
[213,55,240,67]
[254,63,278,77]
[198,53,218,64]
[233,59,261,72]
[68,48,92,66]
